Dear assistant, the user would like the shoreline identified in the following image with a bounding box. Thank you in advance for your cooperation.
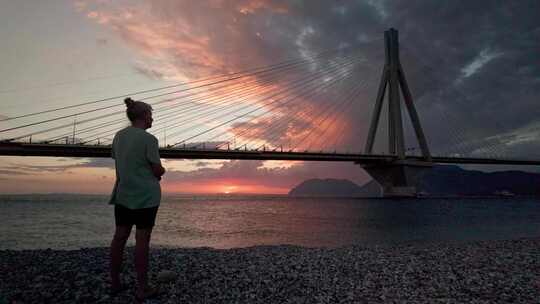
[2,239,539,303]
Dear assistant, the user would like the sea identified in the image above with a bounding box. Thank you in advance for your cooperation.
[1,194,540,250]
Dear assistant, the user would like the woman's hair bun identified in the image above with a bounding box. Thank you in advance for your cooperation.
[124,97,152,122]
[124,97,134,107]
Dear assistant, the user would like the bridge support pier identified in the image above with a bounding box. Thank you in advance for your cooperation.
[361,28,433,197]
[360,160,432,197]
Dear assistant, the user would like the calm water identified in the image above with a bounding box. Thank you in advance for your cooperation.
[1,194,540,250]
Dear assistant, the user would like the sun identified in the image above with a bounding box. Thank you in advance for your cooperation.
[222,185,238,194]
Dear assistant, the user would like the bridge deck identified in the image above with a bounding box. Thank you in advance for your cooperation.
[1,142,539,166]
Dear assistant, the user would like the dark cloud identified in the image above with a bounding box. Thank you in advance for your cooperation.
[133,65,166,80]
[193,161,227,168]
[0,169,28,176]
[137,1,537,156]
[272,1,540,160]
[72,158,115,169]
[1,158,114,174]
[379,1,540,158]
[2,163,70,173]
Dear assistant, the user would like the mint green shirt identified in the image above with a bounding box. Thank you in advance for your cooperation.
[109,126,161,209]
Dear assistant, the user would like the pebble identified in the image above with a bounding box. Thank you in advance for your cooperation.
[157,270,177,283]
[0,239,539,303]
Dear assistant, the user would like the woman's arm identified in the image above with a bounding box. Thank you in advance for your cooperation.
[146,135,165,180]
[150,163,166,179]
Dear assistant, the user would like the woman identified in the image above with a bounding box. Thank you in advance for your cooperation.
[109,97,166,302]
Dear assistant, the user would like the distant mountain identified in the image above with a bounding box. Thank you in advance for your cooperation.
[288,178,381,197]
[288,165,540,197]
[419,165,540,196]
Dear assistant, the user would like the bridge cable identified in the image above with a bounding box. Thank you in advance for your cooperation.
[46,52,354,143]
[249,70,366,152]
[234,72,361,151]
[169,57,364,146]
[0,44,360,123]
[291,79,366,152]
[303,80,367,152]
[428,104,470,157]
[331,111,354,153]
[186,58,367,149]
[158,56,364,146]
[219,64,364,150]
[305,74,369,153]
[78,52,363,144]
[401,45,509,159]
[399,45,478,158]
[84,55,364,145]
[45,59,317,142]
[431,95,497,158]
[5,52,361,142]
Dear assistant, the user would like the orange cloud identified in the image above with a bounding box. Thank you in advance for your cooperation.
[236,0,289,15]
[77,1,291,79]
[86,10,110,24]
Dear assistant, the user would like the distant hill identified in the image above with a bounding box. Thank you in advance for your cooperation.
[288,178,381,197]
[419,165,540,196]
[288,165,540,197]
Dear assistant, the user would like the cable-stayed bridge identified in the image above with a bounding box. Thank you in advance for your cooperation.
[1,29,538,196]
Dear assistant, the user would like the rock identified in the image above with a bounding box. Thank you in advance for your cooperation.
[157,270,177,283]
[40,291,53,299]
[34,275,48,282]
[99,295,110,302]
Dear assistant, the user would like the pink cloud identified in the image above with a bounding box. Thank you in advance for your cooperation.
[77,1,290,78]
[236,0,289,14]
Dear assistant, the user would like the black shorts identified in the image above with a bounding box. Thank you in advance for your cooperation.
[114,204,159,229]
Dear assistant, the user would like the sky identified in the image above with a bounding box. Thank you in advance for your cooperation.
[0,0,539,194]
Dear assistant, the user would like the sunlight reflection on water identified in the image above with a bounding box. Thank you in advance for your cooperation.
[1,194,540,250]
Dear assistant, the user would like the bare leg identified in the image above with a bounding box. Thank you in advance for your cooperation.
[135,227,153,298]
[110,225,132,290]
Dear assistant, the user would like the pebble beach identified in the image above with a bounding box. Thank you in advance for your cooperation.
[1,239,539,303]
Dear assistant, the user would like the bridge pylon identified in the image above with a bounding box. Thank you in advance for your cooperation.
[361,28,433,197]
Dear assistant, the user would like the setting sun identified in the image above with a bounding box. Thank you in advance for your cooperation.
[223,185,237,194]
